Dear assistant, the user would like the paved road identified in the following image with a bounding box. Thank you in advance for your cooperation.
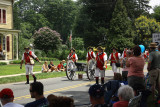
[0,66,148,107]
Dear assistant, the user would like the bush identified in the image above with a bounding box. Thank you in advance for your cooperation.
[39,57,59,61]
[0,62,7,65]
[10,60,21,64]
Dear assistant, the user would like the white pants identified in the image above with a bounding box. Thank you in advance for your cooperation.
[95,68,105,77]
[25,64,34,75]
[112,63,117,73]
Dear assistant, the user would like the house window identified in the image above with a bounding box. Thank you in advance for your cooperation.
[0,9,6,24]
[3,36,5,50]
[7,36,10,52]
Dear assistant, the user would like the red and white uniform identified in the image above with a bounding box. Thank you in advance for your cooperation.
[109,52,121,73]
[67,53,78,62]
[122,51,127,58]
[86,51,96,61]
[22,51,37,75]
[95,52,107,78]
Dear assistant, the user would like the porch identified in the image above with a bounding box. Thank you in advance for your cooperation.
[0,28,20,61]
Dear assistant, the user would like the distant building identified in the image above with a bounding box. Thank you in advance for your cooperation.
[0,0,20,62]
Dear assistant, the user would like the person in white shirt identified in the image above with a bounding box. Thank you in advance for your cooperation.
[109,48,121,75]
[0,88,24,107]
[67,48,78,62]
[86,47,96,62]
[20,47,40,84]
[95,46,107,85]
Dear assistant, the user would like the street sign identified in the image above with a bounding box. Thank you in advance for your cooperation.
[152,33,160,45]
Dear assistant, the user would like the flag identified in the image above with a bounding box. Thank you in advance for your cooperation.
[69,34,72,42]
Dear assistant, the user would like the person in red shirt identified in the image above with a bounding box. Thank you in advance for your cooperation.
[122,48,128,58]
[67,48,78,62]
[109,48,121,75]
[57,62,65,72]
[113,85,134,107]
[20,47,40,84]
[95,46,107,85]
[86,47,96,62]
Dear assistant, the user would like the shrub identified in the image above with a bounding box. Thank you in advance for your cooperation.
[10,60,21,64]
[0,62,7,65]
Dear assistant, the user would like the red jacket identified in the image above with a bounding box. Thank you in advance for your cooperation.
[111,52,119,63]
[24,51,32,64]
[87,51,94,61]
[96,52,105,70]
[69,53,76,62]
[123,51,126,58]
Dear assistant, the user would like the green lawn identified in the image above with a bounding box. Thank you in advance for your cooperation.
[0,60,112,76]
[0,72,66,84]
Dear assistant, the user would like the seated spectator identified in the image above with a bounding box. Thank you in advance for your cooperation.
[0,88,24,107]
[57,62,65,72]
[113,85,134,107]
[47,94,74,107]
[25,82,48,107]
[48,61,57,72]
[89,84,107,107]
[62,60,67,68]
[42,61,49,73]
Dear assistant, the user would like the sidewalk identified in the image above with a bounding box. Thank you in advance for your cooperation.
[0,71,41,79]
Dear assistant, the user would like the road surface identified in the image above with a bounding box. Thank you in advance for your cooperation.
[0,67,148,107]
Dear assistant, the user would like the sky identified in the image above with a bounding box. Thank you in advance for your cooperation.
[149,0,160,13]
[72,0,160,13]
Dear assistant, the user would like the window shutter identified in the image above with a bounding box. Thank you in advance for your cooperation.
[0,9,1,23]
[7,36,10,52]
[3,10,6,24]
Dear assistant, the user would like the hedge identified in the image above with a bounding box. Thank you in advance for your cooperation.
[0,62,7,65]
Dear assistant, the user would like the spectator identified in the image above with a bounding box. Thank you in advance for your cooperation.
[158,45,160,51]
[48,61,57,72]
[47,94,74,107]
[121,50,132,81]
[147,43,160,99]
[25,82,48,107]
[126,45,145,88]
[113,85,134,107]
[57,62,65,72]
[62,60,67,68]
[42,61,49,73]
[0,88,24,107]
[89,84,107,107]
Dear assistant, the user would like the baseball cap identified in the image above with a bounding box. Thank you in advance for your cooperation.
[0,88,14,99]
[89,84,105,98]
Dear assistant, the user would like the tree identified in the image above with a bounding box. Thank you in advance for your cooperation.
[152,5,160,22]
[42,0,78,43]
[72,37,84,50]
[135,15,160,44]
[33,27,62,53]
[108,0,135,51]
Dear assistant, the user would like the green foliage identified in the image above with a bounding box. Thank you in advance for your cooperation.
[33,27,62,53]
[135,15,160,44]
[0,62,7,65]
[72,38,84,50]
[152,5,160,22]
[10,60,21,64]
[108,0,135,51]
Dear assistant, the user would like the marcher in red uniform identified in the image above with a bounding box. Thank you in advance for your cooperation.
[122,48,127,58]
[20,47,40,84]
[109,48,121,75]
[95,46,107,85]
[86,47,96,62]
[67,48,78,62]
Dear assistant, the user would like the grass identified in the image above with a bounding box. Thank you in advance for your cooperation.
[0,72,66,84]
[0,60,112,84]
